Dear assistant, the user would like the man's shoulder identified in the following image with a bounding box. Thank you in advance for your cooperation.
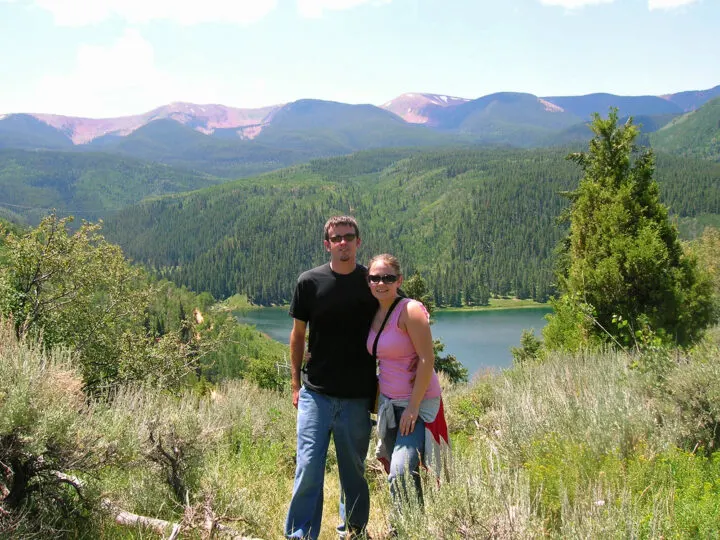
[297,263,331,282]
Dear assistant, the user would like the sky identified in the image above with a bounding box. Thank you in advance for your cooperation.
[0,0,718,118]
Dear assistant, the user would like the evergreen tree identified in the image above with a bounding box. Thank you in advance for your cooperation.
[403,273,468,383]
[544,110,716,351]
[403,274,435,315]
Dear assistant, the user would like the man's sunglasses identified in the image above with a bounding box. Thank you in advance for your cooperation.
[328,233,357,243]
[368,274,398,284]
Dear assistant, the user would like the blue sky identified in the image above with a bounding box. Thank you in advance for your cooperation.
[0,0,718,118]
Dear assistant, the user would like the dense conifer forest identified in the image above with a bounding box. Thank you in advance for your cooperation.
[103,146,720,306]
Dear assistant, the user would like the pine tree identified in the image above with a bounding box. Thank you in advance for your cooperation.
[544,109,716,351]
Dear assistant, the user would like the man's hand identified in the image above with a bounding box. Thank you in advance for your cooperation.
[292,386,300,408]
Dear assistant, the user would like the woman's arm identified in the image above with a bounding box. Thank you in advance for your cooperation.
[399,300,435,435]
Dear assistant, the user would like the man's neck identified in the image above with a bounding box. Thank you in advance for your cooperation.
[330,259,357,275]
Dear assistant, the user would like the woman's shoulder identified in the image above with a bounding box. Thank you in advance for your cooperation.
[400,298,430,322]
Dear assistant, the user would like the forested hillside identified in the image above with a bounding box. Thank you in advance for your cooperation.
[0,149,224,224]
[103,147,720,306]
[86,119,328,178]
[651,96,720,161]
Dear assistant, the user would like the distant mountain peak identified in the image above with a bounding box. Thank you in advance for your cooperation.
[29,102,283,144]
[381,92,470,124]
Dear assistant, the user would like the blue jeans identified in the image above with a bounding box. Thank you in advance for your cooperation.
[383,405,425,507]
[285,387,372,539]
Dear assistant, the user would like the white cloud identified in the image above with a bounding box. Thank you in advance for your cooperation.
[32,29,232,117]
[297,0,391,19]
[539,0,699,9]
[538,0,614,8]
[648,0,698,10]
[26,0,277,26]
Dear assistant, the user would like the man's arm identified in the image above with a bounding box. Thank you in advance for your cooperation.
[289,318,307,408]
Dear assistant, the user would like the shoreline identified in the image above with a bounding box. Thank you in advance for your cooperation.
[436,299,550,313]
[230,298,551,313]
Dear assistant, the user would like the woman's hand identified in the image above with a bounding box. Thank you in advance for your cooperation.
[399,405,420,436]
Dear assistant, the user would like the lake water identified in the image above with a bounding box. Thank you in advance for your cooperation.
[235,306,552,375]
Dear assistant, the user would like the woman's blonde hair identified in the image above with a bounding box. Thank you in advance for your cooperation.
[368,253,402,275]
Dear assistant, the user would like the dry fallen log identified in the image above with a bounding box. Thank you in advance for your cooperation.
[53,472,262,539]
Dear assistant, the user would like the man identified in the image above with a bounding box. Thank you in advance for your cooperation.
[285,216,378,540]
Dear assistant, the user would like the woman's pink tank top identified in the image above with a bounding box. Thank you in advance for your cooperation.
[367,298,442,400]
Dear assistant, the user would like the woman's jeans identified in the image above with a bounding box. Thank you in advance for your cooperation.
[285,387,372,539]
[383,404,425,507]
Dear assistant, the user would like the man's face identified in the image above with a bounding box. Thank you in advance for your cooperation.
[324,224,360,263]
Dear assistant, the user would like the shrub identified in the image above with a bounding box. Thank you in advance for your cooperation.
[0,323,106,537]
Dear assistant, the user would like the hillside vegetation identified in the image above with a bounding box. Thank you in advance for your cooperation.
[0,149,225,224]
[103,146,720,305]
[651,96,720,160]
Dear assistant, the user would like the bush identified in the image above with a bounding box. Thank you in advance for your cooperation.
[511,328,544,364]
[0,323,106,537]
[659,353,720,454]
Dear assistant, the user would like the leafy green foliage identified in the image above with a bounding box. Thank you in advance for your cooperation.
[544,110,717,350]
[0,215,160,389]
[0,215,289,392]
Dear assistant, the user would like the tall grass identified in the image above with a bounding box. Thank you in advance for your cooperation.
[2,325,720,538]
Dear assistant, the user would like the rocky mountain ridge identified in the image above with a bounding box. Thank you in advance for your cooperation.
[2,85,718,145]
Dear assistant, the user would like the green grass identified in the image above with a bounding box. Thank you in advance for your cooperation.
[4,318,720,539]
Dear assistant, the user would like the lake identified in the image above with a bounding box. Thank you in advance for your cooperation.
[235,306,552,375]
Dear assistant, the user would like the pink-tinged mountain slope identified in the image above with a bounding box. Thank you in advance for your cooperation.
[33,102,283,144]
[381,93,470,125]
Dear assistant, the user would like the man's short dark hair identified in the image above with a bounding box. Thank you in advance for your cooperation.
[324,216,360,241]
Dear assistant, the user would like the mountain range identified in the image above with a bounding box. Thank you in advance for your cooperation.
[0,85,720,153]
[3,85,718,146]
[0,85,718,221]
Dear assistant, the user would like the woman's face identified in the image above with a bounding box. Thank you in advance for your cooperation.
[368,260,403,301]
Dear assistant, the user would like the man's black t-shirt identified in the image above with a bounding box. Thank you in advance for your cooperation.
[289,263,378,399]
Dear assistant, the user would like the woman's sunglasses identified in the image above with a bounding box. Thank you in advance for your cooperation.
[368,274,398,284]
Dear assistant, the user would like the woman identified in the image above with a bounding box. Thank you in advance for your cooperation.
[366,254,450,513]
